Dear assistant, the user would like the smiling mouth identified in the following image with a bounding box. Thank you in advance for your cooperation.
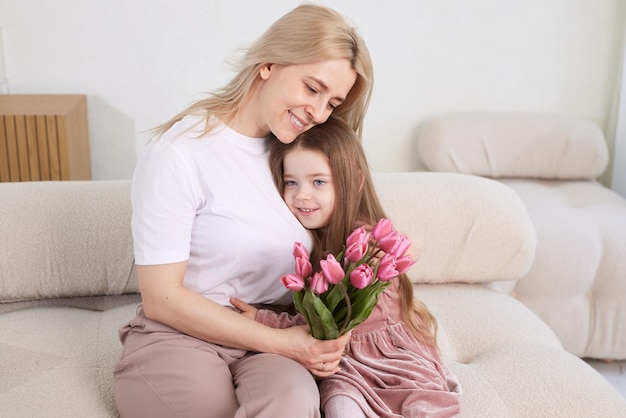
[289,112,305,129]
[297,207,317,215]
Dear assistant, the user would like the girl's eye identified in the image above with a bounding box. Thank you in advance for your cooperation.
[306,84,318,94]
[284,180,297,187]
[313,179,326,186]
[327,102,337,111]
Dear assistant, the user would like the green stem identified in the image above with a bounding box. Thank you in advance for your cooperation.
[337,282,352,335]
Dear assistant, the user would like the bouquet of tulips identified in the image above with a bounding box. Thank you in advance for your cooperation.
[280,218,416,340]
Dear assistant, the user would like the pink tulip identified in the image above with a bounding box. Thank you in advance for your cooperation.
[310,272,329,294]
[350,264,374,289]
[392,234,412,258]
[377,230,400,253]
[345,226,371,263]
[376,253,399,281]
[280,274,305,292]
[395,254,416,275]
[292,242,309,260]
[372,218,394,241]
[320,254,345,284]
[378,232,412,258]
[295,256,312,278]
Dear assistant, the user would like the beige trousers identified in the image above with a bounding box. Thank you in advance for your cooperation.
[113,306,320,418]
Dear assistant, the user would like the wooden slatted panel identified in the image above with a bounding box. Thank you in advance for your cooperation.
[0,95,90,182]
[35,115,51,180]
[0,116,9,181]
[3,116,20,181]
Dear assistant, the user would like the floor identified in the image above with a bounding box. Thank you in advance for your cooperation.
[586,359,626,398]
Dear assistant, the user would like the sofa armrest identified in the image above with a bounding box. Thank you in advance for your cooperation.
[0,180,137,303]
[373,172,536,284]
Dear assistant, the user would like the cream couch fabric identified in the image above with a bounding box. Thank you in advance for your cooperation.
[417,112,626,360]
[1,177,625,417]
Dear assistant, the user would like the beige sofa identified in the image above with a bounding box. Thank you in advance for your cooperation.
[417,112,626,360]
[1,174,625,417]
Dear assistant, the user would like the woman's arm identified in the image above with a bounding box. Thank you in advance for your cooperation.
[138,263,348,376]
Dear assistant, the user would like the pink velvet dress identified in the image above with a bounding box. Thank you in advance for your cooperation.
[256,278,461,418]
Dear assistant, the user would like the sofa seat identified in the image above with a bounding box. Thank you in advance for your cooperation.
[0,298,138,417]
[2,287,624,417]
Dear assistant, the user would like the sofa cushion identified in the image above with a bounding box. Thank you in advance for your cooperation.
[491,179,626,359]
[373,172,536,284]
[417,112,609,180]
[0,180,137,303]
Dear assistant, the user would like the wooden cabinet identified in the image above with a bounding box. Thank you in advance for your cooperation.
[0,94,91,182]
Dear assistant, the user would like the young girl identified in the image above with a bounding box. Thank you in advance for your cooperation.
[231,116,461,417]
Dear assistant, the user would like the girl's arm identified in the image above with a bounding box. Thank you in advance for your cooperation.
[230,298,307,329]
[138,263,347,376]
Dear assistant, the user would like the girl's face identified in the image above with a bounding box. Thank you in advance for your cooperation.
[281,147,336,230]
[253,59,357,143]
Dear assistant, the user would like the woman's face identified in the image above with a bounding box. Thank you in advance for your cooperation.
[253,59,357,143]
[281,147,335,230]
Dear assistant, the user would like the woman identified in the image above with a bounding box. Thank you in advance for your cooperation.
[113,4,373,418]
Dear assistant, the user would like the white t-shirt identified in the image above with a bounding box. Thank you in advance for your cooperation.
[131,115,312,306]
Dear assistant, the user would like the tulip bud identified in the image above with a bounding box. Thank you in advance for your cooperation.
[293,242,310,260]
[395,254,416,275]
[376,253,399,281]
[310,272,329,294]
[295,256,312,278]
[372,218,393,241]
[345,226,371,263]
[350,264,374,289]
[280,274,305,292]
[320,254,345,284]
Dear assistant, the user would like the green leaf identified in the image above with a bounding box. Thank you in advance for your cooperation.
[302,290,326,340]
[343,283,389,332]
[312,296,339,340]
[322,283,345,313]
[293,291,309,324]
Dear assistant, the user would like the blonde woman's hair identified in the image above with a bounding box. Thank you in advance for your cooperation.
[154,3,373,139]
[269,116,438,347]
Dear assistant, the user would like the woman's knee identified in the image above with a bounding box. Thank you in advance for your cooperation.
[115,359,238,417]
[114,336,239,417]
[233,354,320,416]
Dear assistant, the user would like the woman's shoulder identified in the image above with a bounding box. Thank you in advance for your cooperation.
[157,115,211,143]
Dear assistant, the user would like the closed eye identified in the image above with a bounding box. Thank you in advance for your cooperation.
[305,83,338,111]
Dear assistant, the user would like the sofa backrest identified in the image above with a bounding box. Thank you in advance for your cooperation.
[417,112,608,180]
[0,180,137,303]
[0,171,537,303]
[373,172,536,284]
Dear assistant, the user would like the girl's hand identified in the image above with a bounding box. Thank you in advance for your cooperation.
[230,297,258,321]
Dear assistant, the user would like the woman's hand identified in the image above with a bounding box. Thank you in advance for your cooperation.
[230,297,349,377]
[279,326,350,378]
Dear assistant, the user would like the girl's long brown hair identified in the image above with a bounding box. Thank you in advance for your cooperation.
[270,116,438,347]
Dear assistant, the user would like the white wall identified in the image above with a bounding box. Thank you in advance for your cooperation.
[0,0,624,181]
